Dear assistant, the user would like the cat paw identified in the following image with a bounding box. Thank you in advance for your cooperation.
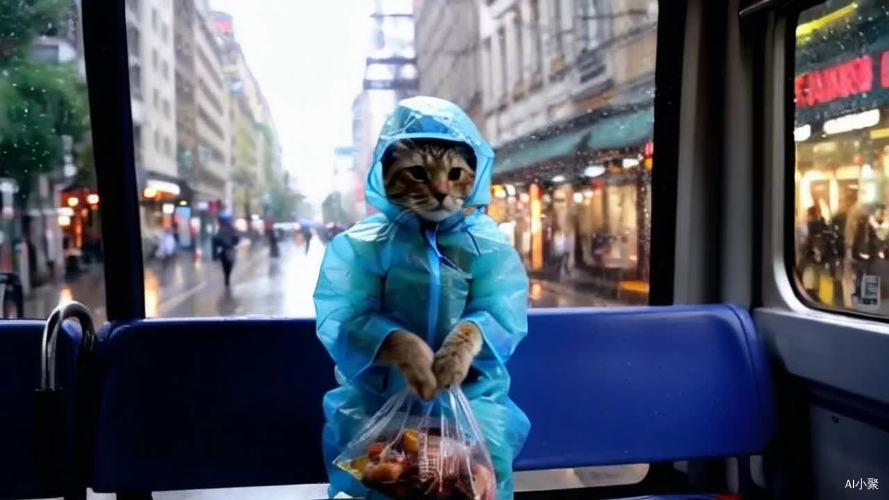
[379,330,437,400]
[433,323,482,388]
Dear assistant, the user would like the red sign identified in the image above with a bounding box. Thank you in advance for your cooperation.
[882,51,889,89]
[795,55,873,107]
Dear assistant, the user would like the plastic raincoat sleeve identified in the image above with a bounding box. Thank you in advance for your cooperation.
[314,231,405,380]
[461,243,529,365]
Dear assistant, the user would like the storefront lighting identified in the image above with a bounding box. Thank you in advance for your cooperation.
[143,187,158,199]
[179,200,188,206]
[861,164,874,178]
[57,207,74,217]
[493,185,507,198]
[870,127,889,140]
[162,203,175,215]
[583,165,605,178]
[573,192,583,203]
[794,124,811,142]
[505,184,516,196]
[551,175,566,183]
[87,194,100,205]
[622,158,640,169]
[823,109,880,135]
[0,181,15,194]
[583,190,593,199]
[58,215,71,227]
[146,179,181,197]
[196,201,209,210]
[67,196,79,207]
[251,214,260,221]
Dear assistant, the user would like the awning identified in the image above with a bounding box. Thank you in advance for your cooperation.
[493,105,654,176]
[494,127,591,174]
[585,107,654,150]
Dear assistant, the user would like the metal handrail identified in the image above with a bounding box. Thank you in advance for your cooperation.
[39,301,96,392]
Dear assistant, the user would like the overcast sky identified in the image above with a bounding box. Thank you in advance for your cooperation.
[210,0,372,205]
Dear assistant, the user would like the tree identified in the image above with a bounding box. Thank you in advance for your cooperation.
[0,0,89,200]
[321,192,349,224]
[257,123,310,221]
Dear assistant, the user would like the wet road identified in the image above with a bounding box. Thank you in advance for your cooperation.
[24,237,618,324]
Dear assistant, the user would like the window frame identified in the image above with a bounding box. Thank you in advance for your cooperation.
[82,0,147,321]
[781,0,889,323]
[79,0,682,321]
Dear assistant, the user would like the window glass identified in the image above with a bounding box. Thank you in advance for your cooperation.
[126,0,657,318]
[792,0,889,315]
[0,3,105,322]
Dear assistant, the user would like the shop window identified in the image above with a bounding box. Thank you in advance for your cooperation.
[791,0,889,316]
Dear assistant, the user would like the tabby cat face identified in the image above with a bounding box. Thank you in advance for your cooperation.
[381,139,476,222]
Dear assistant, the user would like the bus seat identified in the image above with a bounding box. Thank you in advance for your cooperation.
[91,318,336,492]
[512,304,776,470]
[0,320,85,499]
[90,305,775,493]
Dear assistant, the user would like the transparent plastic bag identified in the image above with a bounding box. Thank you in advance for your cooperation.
[335,387,497,500]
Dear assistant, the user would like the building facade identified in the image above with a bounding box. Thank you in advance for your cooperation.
[126,0,181,244]
[413,0,482,122]
[413,0,658,302]
[213,12,265,225]
[173,0,232,253]
[350,0,418,217]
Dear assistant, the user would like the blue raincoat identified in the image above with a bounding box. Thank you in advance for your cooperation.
[315,96,530,500]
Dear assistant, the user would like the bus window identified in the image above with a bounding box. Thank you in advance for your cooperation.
[0,4,105,322]
[124,0,658,318]
[792,0,889,316]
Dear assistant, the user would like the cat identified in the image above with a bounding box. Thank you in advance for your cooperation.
[376,138,484,399]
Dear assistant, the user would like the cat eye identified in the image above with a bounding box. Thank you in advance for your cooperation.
[448,168,463,181]
[406,166,428,181]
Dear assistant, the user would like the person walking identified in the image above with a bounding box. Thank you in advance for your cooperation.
[212,212,240,288]
[301,225,313,255]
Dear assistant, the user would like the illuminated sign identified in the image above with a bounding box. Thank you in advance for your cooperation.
[795,55,873,108]
[883,51,889,88]
[823,108,880,135]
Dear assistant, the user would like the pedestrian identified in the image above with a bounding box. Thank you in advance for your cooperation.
[155,227,177,279]
[268,223,280,258]
[212,211,240,288]
[302,225,313,255]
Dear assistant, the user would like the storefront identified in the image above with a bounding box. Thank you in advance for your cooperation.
[57,186,101,259]
[140,175,195,255]
[489,105,654,301]
[793,30,889,309]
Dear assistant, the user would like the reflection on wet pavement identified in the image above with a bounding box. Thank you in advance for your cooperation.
[26,238,623,325]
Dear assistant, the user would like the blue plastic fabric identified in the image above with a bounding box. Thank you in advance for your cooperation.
[315,96,530,499]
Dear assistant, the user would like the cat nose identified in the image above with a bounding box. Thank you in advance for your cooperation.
[433,192,447,203]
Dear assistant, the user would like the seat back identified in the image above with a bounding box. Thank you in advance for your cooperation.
[511,305,776,470]
[91,318,336,492]
[0,320,84,499]
[90,305,775,492]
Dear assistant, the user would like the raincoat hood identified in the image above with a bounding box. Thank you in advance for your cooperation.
[365,96,495,222]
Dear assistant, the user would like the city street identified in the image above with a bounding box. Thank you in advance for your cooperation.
[24,236,619,324]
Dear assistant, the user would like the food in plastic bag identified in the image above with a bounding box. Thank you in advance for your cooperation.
[335,387,496,500]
